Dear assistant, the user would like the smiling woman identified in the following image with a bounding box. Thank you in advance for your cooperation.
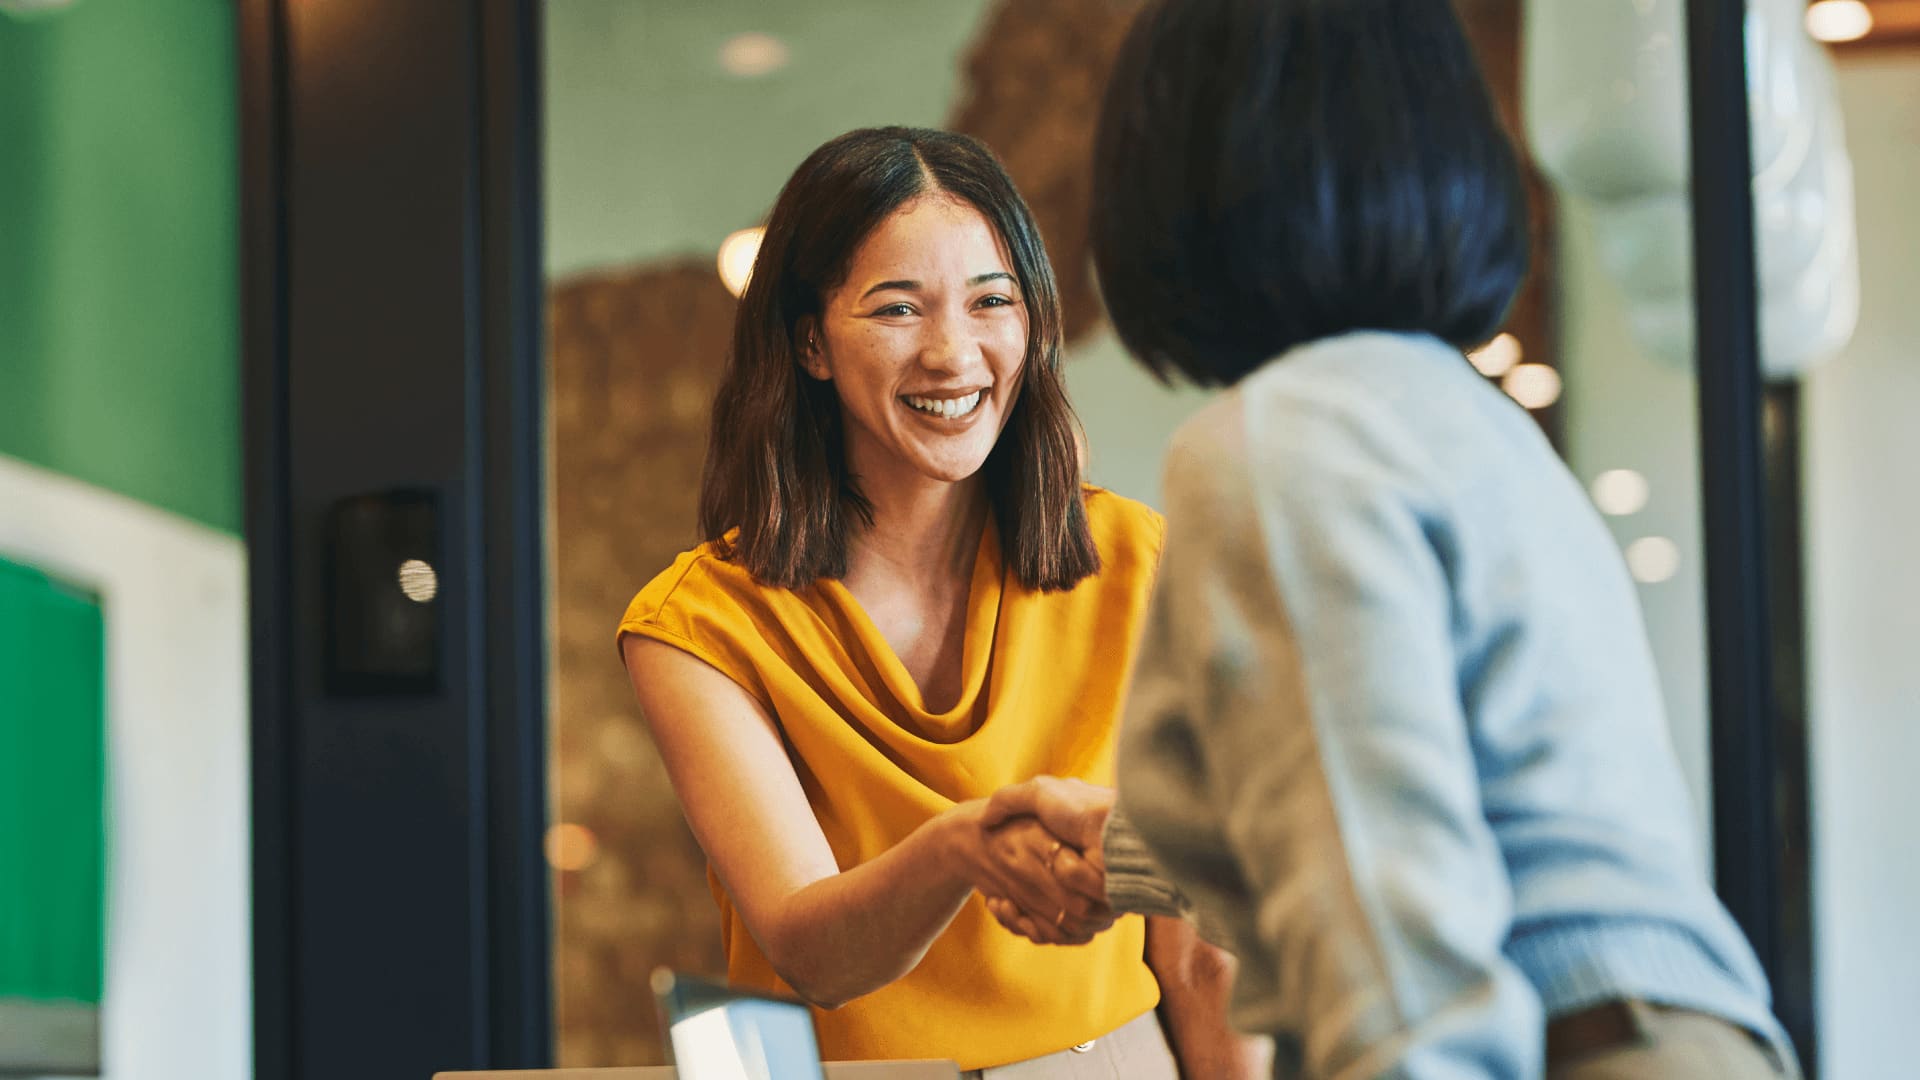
[797,196,1028,494]
[610,127,1247,1075]
[696,127,1091,595]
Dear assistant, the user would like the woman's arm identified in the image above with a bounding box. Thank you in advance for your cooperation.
[623,636,1107,1008]
[1147,916,1270,1080]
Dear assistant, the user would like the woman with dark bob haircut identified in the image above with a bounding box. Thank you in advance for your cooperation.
[981,1,1797,1077]
[617,127,1254,1076]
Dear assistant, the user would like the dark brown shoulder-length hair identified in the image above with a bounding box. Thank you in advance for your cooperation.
[699,126,1098,592]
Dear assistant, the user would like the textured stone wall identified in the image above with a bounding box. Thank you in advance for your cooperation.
[949,0,1142,342]
[548,262,737,1066]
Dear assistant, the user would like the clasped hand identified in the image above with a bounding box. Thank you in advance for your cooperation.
[968,776,1118,946]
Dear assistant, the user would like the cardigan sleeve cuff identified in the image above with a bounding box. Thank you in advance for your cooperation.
[1101,807,1192,919]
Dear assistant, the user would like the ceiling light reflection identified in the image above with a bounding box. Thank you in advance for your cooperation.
[1806,0,1874,43]
[717,226,765,298]
[719,32,790,77]
[1591,469,1651,516]
[1626,536,1681,584]
[1502,362,1563,409]
[545,822,600,872]
[1469,333,1524,378]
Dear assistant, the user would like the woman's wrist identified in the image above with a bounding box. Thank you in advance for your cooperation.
[932,798,990,888]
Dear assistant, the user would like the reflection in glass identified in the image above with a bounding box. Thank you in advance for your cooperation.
[541,0,1893,1070]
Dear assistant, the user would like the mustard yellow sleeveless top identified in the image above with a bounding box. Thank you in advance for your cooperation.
[616,488,1165,1069]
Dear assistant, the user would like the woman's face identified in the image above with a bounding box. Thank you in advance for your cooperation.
[803,195,1029,491]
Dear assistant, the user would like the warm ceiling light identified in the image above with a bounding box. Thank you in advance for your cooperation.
[717,226,765,298]
[544,822,600,872]
[719,32,790,77]
[1806,0,1874,43]
[1502,362,1563,410]
[1590,469,1651,516]
[1625,536,1682,584]
[1468,333,1524,377]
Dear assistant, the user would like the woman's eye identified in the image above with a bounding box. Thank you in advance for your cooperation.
[874,303,915,316]
[976,295,1016,309]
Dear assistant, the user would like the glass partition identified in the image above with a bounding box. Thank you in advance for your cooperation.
[534,1,1897,1070]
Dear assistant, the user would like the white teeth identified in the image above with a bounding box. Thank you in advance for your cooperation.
[904,390,983,418]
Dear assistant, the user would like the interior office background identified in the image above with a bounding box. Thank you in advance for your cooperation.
[0,0,1914,1077]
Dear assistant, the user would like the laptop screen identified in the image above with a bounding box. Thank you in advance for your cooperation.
[657,972,826,1080]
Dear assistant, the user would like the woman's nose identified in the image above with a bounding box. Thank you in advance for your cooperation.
[920,310,985,373]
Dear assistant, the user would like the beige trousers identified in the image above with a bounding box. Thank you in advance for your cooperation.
[960,1011,1178,1080]
[1547,1001,1798,1080]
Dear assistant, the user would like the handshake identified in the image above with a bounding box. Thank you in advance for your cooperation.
[968,776,1121,947]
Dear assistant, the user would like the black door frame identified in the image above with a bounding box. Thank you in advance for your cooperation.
[240,1,549,1076]
[1685,0,1816,1072]
[238,0,1812,1075]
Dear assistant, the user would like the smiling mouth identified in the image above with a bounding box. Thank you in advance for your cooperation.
[901,390,985,420]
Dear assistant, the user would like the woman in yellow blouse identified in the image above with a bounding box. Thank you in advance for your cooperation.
[617,127,1251,1076]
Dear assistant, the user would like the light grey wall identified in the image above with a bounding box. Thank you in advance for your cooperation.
[1065,327,1213,509]
[1557,196,1714,850]
[544,0,991,279]
[1804,54,1920,1080]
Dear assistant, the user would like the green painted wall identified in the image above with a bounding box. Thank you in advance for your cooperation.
[0,557,105,1008]
[0,0,239,535]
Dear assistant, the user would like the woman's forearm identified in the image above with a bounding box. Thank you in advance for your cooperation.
[765,799,1110,1007]
[761,803,983,1009]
